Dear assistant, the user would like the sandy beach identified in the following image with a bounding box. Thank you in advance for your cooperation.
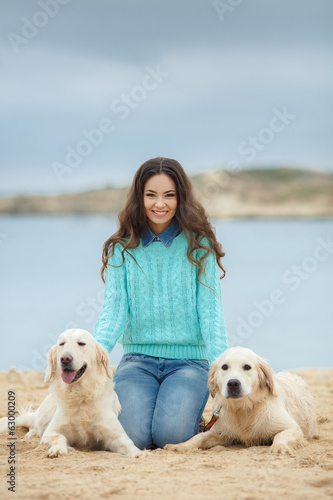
[0,367,332,500]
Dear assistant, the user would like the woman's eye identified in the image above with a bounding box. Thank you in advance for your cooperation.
[221,364,228,370]
[146,193,175,198]
[244,364,252,370]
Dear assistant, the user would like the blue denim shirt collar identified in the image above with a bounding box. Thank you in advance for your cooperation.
[141,217,182,248]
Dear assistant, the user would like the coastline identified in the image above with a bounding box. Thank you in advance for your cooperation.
[0,168,332,218]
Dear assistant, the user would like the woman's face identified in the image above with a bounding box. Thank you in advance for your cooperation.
[143,173,177,234]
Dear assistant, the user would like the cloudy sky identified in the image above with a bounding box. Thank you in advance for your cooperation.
[1,0,332,195]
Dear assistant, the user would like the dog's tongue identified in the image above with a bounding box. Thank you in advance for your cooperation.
[61,370,77,384]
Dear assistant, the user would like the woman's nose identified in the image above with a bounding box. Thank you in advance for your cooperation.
[154,198,166,208]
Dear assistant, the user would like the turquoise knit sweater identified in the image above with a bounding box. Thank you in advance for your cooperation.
[94,231,228,364]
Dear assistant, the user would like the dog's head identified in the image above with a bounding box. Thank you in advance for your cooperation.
[209,347,277,403]
[44,328,114,384]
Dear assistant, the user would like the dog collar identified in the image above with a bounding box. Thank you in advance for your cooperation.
[203,409,220,432]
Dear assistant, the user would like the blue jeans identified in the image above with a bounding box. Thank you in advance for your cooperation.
[114,353,210,450]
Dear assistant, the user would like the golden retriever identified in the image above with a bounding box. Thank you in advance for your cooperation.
[0,329,143,458]
[165,347,316,455]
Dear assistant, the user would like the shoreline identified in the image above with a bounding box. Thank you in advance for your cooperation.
[0,167,332,218]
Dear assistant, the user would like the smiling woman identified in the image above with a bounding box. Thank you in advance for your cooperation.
[144,173,178,234]
[94,157,229,450]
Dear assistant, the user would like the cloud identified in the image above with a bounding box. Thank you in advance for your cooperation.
[0,0,332,195]
[2,42,332,116]
[0,46,148,113]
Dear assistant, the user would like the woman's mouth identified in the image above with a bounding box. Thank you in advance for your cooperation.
[152,210,168,217]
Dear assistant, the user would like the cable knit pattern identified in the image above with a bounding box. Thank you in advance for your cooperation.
[94,232,228,364]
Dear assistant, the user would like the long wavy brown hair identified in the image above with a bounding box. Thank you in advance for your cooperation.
[100,157,226,290]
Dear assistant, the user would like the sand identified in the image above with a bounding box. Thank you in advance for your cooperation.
[0,367,332,500]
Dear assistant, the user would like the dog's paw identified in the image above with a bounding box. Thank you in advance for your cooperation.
[136,449,150,458]
[47,445,68,458]
[128,447,149,459]
[270,442,294,456]
[25,429,38,439]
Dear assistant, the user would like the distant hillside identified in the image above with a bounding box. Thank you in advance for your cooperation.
[0,168,332,218]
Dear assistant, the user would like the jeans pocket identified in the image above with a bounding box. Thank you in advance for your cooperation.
[183,359,209,372]
[119,352,147,365]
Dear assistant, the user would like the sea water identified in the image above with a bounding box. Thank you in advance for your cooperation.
[0,214,332,372]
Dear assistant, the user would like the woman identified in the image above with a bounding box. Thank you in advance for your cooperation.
[94,157,228,450]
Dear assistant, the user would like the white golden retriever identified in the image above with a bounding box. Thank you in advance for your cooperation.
[166,347,316,455]
[0,329,143,458]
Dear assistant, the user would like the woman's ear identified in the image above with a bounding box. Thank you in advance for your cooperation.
[257,358,277,397]
[44,345,57,383]
[208,361,219,398]
[95,342,113,379]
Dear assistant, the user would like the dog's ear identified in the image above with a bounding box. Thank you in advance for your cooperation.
[44,345,57,383]
[208,361,219,398]
[258,359,277,397]
[95,342,114,379]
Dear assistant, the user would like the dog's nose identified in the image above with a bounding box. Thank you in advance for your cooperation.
[61,354,73,365]
[227,379,241,389]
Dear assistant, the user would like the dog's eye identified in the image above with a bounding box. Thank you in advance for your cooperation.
[244,364,252,370]
[59,342,65,346]
[221,364,228,370]
[78,342,86,346]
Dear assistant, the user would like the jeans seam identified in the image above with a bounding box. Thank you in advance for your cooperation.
[151,386,161,445]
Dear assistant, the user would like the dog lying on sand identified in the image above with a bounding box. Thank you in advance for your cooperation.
[0,329,144,458]
[166,347,316,455]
